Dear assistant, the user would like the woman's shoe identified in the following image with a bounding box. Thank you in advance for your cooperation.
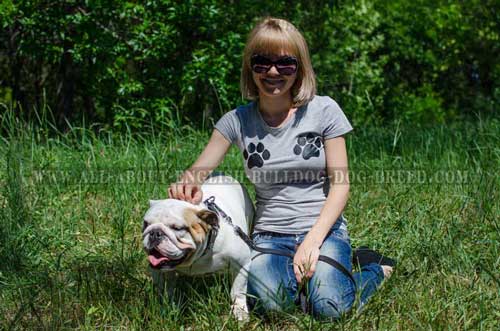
[352,246,397,268]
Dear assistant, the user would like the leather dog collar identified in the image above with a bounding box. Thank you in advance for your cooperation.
[200,196,221,257]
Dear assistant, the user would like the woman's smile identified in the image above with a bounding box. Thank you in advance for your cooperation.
[256,71,294,95]
[262,78,285,86]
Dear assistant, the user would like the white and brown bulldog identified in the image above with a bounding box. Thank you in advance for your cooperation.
[142,175,254,320]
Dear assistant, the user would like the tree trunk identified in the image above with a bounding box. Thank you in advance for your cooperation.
[57,42,75,128]
[8,25,27,116]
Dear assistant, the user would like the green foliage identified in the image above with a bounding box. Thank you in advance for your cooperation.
[299,1,388,125]
[377,0,500,122]
[0,0,498,130]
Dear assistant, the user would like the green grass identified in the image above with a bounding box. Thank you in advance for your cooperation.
[0,110,499,330]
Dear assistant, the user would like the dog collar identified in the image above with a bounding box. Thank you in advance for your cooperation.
[200,196,222,257]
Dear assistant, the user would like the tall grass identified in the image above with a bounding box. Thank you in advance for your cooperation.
[0,107,498,330]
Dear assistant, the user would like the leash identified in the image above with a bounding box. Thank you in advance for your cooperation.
[203,196,356,313]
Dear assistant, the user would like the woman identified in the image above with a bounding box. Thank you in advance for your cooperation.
[169,17,394,319]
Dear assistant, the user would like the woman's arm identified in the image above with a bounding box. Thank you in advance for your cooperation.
[293,136,350,282]
[168,129,231,204]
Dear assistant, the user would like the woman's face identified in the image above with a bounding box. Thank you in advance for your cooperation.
[251,51,298,98]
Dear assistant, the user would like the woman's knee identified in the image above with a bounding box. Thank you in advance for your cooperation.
[247,282,294,313]
[307,261,356,319]
[247,253,296,313]
[309,292,355,319]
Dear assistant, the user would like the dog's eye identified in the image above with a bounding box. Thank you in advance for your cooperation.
[172,225,187,231]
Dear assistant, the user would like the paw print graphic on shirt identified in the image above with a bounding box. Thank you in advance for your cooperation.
[293,132,323,160]
[243,142,270,169]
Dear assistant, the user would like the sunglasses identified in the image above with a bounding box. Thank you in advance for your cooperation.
[250,54,298,76]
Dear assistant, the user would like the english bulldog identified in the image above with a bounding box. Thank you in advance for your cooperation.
[142,175,254,320]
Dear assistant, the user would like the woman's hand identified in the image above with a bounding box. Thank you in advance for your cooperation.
[293,237,322,283]
[167,129,232,205]
[168,175,203,204]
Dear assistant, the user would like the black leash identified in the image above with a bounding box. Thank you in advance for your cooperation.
[203,196,356,313]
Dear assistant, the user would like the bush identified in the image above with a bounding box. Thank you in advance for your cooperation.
[0,0,498,131]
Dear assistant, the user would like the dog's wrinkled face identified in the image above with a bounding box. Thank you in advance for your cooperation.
[142,199,218,271]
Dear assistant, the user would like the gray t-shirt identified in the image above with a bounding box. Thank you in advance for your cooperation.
[214,95,353,234]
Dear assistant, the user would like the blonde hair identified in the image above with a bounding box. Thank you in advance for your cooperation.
[240,17,316,107]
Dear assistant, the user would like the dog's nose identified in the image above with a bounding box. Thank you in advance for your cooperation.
[149,230,164,245]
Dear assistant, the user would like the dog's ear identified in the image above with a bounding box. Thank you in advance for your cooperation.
[183,208,218,244]
[149,200,161,208]
[196,210,219,227]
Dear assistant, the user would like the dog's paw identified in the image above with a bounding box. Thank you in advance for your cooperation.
[243,142,270,169]
[293,132,323,160]
[231,300,249,322]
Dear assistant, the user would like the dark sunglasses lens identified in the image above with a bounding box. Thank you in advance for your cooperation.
[275,57,298,75]
[251,56,270,73]
[252,64,271,73]
[276,65,297,75]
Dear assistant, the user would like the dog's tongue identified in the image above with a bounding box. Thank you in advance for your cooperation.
[148,251,169,267]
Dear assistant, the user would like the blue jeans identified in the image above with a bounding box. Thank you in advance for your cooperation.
[247,217,384,319]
